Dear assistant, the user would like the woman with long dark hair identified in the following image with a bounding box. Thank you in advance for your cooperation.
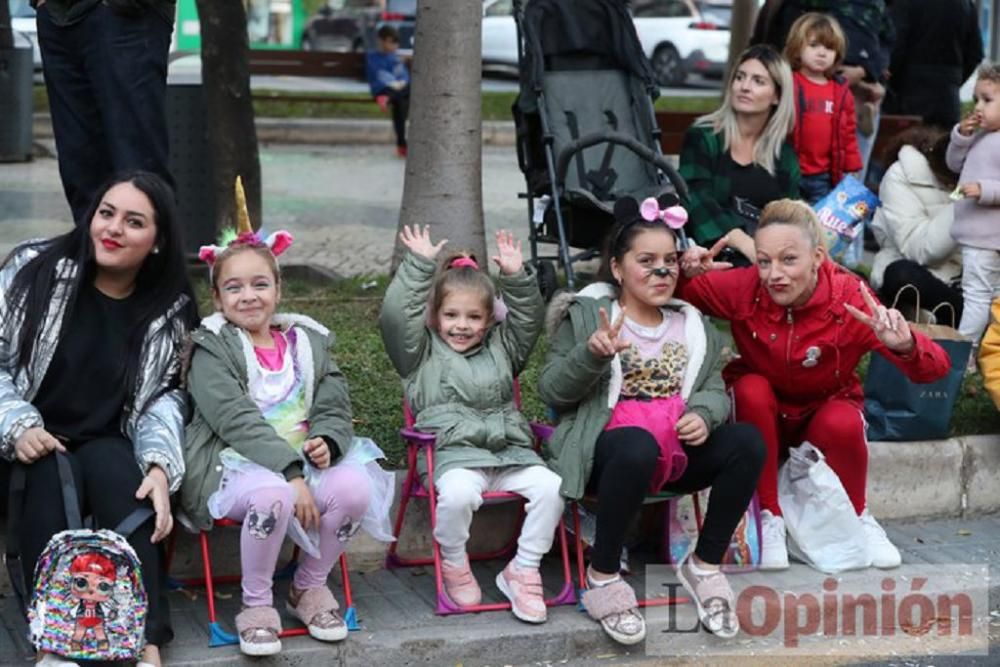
[0,171,198,666]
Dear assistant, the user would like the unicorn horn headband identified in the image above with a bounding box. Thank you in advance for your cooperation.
[198,176,294,268]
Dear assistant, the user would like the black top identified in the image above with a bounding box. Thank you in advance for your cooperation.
[723,153,785,212]
[31,0,176,27]
[34,283,140,444]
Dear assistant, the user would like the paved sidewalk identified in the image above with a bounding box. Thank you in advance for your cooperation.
[0,142,547,278]
[2,514,998,666]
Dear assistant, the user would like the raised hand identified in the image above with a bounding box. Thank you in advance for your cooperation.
[844,284,915,354]
[400,224,448,260]
[587,307,630,359]
[491,229,524,275]
[680,237,734,278]
[959,111,981,137]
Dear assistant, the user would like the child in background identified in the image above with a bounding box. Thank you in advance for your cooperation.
[366,25,410,157]
[947,62,1000,350]
[379,226,563,624]
[182,180,393,656]
[784,13,863,204]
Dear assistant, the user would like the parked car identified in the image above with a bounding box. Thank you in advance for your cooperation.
[482,0,518,73]
[9,0,42,70]
[301,0,415,54]
[632,0,730,85]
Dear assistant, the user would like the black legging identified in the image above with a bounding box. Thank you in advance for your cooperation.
[16,437,172,646]
[879,259,963,325]
[587,423,765,574]
[386,87,410,148]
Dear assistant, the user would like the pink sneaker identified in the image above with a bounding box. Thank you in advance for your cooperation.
[496,561,546,623]
[441,557,482,607]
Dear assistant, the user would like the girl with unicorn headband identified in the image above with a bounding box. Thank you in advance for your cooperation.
[180,178,394,656]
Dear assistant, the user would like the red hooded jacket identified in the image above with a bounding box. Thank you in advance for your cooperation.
[791,72,864,186]
[679,261,951,419]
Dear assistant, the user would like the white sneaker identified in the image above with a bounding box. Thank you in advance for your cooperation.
[860,508,901,569]
[759,510,789,570]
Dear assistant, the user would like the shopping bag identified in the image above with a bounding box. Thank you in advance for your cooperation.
[664,489,762,571]
[777,442,870,573]
[863,289,970,441]
[813,175,879,265]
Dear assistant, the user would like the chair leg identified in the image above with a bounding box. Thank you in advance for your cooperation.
[200,531,239,647]
[338,553,360,630]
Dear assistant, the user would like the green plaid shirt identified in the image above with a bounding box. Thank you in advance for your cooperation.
[678,125,801,245]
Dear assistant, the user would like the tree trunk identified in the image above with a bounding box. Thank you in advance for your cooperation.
[196,0,262,233]
[392,0,485,270]
[727,0,760,78]
[0,0,13,50]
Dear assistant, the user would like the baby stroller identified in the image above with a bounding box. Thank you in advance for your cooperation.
[512,0,689,296]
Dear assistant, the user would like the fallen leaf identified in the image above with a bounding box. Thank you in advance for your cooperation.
[957,529,973,536]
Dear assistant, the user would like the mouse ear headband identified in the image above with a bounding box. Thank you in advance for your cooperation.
[610,193,690,249]
[197,176,294,269]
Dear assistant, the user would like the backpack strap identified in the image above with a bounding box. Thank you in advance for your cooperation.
[112,507,155,539]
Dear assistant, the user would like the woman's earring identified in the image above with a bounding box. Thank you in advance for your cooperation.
[152,247,160,255]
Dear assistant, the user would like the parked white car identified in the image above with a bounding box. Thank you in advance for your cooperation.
[9,0,42,70]
[632,0,730,86]
[482,0,518,73]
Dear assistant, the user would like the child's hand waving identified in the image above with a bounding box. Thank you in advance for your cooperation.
[304,437,331,469]
[492,230,523,275]
[400,224,448,260]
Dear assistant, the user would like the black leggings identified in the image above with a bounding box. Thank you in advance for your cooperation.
[16,437,172,646]
[386,87,409,147]
[587,423,765,574]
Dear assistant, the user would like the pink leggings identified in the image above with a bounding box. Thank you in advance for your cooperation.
[224,464,371,607]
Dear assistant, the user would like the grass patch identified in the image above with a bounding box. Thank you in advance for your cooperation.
[194,276,999,468]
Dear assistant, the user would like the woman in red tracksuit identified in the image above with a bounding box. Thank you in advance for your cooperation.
[679,199,951,571]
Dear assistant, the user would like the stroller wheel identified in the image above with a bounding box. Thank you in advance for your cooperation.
[652,44,686,87]
[536,261,559,302]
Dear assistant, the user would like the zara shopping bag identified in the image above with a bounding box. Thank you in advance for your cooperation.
[863,289,970,441]
[6,453,152,662]
[777,442,870,574]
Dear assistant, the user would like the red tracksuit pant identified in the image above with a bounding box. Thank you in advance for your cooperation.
[730,374,868,516]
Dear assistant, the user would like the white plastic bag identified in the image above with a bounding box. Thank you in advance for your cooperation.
[777,442,870,573]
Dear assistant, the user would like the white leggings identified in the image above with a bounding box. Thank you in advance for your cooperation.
[959,246,1000,345]
[433,465,564,570]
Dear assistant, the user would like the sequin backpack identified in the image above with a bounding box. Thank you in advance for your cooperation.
[5,453,152,662]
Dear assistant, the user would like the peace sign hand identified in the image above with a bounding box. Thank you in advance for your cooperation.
[492,230,524,275]
[587,307,631,359]
[680,237,734,278]
[400,224,448,260]
[844,285,915,354]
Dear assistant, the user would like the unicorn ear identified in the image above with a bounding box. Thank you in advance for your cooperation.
[264,231,294,257]
[198,245,222,265]
[612,197,640,224]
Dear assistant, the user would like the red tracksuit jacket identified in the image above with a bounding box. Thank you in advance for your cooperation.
[791,72,864,186]
[679,261,951,420]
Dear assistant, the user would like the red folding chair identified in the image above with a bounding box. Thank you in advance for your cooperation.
[166,518,359,647]
[384,382,576,615]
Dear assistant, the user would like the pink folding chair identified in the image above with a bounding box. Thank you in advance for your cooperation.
[384,381,576,615]
[166,518,358,647]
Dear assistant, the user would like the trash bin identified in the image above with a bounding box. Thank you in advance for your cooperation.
[0,36,34,163]
[166,71,217,257]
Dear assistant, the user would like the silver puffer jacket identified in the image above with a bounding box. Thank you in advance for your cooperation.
[0,243,190,492]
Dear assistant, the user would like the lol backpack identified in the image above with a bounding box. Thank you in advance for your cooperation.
[6,453,152,662]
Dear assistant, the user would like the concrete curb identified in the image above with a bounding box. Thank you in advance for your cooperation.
[32,114,518,147]
[154,434,1000,578]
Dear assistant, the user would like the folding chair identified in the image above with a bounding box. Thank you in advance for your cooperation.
[569,492,690,610]
[384,383,576,615]
[166,518,359,647]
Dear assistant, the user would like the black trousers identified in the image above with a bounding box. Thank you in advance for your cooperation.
[386,87,410,147]
[36,3,173,225]
[587,423,765,573]
[879,259,964,325]
[16,437,172,646]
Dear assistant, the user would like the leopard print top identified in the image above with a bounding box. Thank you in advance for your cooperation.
[619,341,688,399]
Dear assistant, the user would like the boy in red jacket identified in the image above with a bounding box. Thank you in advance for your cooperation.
[784,13,864,203]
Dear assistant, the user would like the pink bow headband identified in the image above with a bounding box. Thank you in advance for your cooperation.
[639,197,690,247]
[450,256,479,270]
